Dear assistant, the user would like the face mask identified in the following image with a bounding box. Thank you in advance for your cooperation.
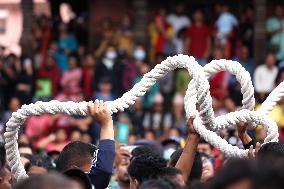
[133,50,146,61]
[105,51,117,60]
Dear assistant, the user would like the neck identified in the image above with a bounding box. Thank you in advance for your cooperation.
[118,181,130,189]
[266,65,274,69]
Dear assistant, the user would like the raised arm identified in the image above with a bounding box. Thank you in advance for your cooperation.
[88,100,115,189]
[175,116,200,183]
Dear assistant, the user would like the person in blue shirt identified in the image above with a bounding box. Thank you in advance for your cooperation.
[56,101,115,189]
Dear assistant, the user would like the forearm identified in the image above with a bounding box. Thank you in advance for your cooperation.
[100,121,115,140]
[239,132,255,149]
[175,134,200,182]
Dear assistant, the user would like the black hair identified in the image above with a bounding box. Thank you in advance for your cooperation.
[55,141,96,172]
[18,142,32,149]
[127,153,167,184]
[169,149,182,167]
[199,138,214,150]
[258,142,284,157]
[253,157,284,189]
[169,149,202,182]
[131,145,162,158]
[25,154,53,172]
[138,178,180,189]
[13,174,74,189]
[158,167,182,180]
[0,142,5,170]
[208,158,254,189]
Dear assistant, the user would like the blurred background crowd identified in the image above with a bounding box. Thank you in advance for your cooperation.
[0,0,284,171]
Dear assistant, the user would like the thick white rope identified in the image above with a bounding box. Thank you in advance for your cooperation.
[4,55,280,181]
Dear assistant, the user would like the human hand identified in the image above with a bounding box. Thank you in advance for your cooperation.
[48,134,56,141]
[237,122,248,138]
[237,122,252,145]
[187,115,199,137]
[248,142,261,159]
[88,100,112,127]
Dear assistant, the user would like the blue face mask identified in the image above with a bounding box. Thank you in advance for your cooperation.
[133,50,146,61]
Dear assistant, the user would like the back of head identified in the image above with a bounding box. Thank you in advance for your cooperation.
[138,179,180,189]
[13,173,76,189]
[56,141,95,172]
[169,149,183,167]
[258,142,284,158]
[131,145,162,158]
[253,156,284,189]
[169,149,202,182]
[158,167,184,187]
[208,158,254,189]
[159,167,182,178]
[128,153,167,183]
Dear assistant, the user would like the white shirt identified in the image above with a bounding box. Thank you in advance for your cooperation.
[167,14,191,37]
[167,14,191,53]
[253,65,278,93]
[216,12,238,34]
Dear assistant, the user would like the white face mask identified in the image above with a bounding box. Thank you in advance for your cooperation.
[105,51,117,60]
[133,50,146,61]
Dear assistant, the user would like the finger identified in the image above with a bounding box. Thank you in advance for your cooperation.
[98,100,104,110]
[88,101,95,115]
[102,103,109,112]
[255,142,261,154]
[248,145,254,159]
[94,99,100,112]
[187,115,196,125]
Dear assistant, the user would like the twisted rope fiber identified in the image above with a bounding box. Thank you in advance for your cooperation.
[4,54,280,181]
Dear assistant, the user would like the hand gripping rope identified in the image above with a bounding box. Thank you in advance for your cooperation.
[4,55,280,181]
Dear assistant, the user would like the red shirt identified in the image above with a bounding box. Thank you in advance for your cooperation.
[187,25,211,58]
[83,67,94,99]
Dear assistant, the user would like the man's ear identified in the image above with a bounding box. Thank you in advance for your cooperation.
[134,178,139,189]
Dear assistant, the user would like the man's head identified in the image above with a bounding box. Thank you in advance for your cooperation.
[127,154,166,189]
[138,179,180,189]
[169,149,202,182]
[200,153,215,182]
[208,159,253,189]
[18,143,33,155]
[265,53,276,68]
[275,4,284,18]
[193,10,204,24]
[13,174,77,189]
[131,145,162,158]
[56,141,96,172]
[258,142,284,158]
[9,97,20,112]
[158,167,185,187]
[197,139,214,156]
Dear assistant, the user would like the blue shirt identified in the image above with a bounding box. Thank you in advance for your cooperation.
[88,139,115,189]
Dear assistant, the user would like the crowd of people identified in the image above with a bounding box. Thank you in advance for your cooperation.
[0,1,284,189]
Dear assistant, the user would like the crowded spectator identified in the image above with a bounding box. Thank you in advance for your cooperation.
[148,8,174,63]
[253,53,278,98]
[56,23,78,71]
[82,54,96,100]
[266,4,284,61]
[35,52,61,101]
[1,2,284,189]
[167,3,191,54]
[94,44,124,97]
[122,44,145,92]
[56,54,83,102]
[185,10,211,66]
[215,3,238,58]
[239,7,254,56]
